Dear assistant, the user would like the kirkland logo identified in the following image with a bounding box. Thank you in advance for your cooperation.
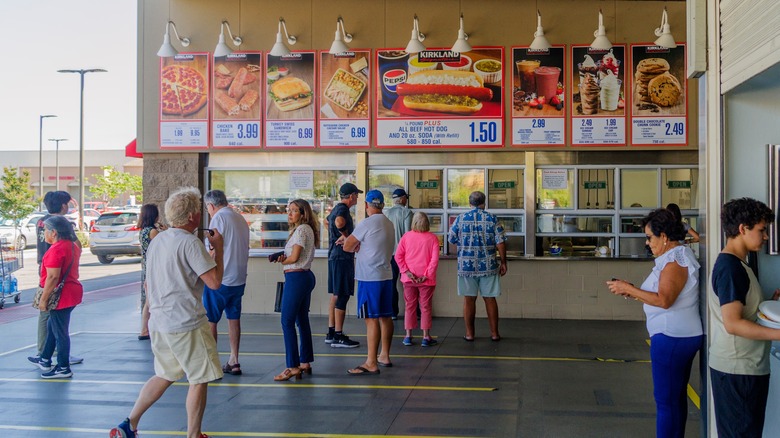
[174,54,195,60]
[645,46,672,53]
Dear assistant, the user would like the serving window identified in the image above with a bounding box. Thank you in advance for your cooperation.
[369,165,525,256]
[207,169,357,252]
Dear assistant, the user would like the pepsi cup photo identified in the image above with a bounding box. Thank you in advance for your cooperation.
[378,50,409,109]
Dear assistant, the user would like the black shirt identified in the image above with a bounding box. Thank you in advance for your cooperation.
[327,202,354,261]
[36,214,53,265]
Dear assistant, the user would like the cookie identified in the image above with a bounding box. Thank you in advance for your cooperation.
[634,71,659,85]
[648,72,682,107]
[637,58,670,75]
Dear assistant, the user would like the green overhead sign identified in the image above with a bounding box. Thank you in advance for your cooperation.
[583,181,607,189]
[492,181,516,189]
[667,180,691,189]
[416,181,439,189]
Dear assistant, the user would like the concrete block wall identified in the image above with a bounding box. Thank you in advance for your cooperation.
[141,153,204,219]
[242,257,653,321]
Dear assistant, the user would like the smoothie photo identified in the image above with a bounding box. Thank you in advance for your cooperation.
[534,66,561,100]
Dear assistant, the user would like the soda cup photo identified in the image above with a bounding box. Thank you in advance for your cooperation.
[378,50,409,109]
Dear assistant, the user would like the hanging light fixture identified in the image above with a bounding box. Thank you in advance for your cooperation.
[157,21,190,57]
[214,21,243,57]
[405,14,426,54]
[328,17,353,55]
[451,13,471,53]
[530,10,551,50]
[270,18,297,57]
[589,9,612,50]
[653,7,677,48]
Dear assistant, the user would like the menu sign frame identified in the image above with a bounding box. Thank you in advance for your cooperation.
[211,51,263,149]
[569,44,627,146]
[629,44,688,146]
[318,50,372,148]
[511,45,566,146]
[375,47,505,148]
[265,51,317,148]
[159,52,210,149]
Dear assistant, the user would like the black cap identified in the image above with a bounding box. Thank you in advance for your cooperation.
[392,188,408,198]
[339,183,363,196]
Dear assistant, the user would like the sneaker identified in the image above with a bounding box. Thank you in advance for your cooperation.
[41,366,72,379]
[69,356,84,365]
[402,337,413,346]
[109,418,137,438]
[324,332,335,344]
[330,333,360,348]
[28,355,53,371]
[421,338,438,347]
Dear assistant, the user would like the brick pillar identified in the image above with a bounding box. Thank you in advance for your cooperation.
[141,153,206,223]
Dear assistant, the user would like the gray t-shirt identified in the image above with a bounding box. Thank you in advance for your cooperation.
[148,228,217,333]
[385,204,413,253]
[207,206,249,286]
[352,213,394,281]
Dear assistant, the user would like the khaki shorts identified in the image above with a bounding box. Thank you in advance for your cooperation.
[150,322,223,384]
[457,275,501,298]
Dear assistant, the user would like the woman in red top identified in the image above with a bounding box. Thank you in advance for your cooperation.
[29,215,83,379]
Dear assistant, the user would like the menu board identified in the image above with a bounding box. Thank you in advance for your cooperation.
[511,46,566,146]
[629,44,687,145]
[318,50,371,147]
[211,52,262,148]
[159,53,210,149]
[375,47,504,148]
[570,45,626,146]
[265,52,316,148]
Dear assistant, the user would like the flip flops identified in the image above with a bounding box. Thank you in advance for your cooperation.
[377,361,393,368]
[347,365,380,376]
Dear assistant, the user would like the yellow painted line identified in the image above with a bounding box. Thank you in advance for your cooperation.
[0,425,480,437]
[0,378,496,392]
[645,338,701,409]
[221,351,650,363]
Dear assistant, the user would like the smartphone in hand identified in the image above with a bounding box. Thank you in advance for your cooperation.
[268,251,285,263]
[200,228,215,237]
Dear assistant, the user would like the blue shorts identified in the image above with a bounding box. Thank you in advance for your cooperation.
[328,259,355,296]
[356,280,394,319]
[457,275,501,297]
[203,284,245,322]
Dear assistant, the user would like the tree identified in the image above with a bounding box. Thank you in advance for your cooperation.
[0,167,36,248]
[90,166,143,205]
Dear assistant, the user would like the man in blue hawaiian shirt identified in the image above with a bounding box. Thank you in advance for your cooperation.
[448,191,507,342]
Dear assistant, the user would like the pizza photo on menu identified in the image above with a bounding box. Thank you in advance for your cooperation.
[161,64,208,118]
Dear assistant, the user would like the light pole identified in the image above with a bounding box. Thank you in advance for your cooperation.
[57,68,107,231]
[48,139,68,191]
[38,114,57,208]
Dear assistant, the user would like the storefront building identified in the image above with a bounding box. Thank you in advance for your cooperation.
[133,0,780,435]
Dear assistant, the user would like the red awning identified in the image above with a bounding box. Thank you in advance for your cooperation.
[125,139,143,158]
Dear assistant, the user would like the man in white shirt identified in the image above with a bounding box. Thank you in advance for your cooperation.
[341,190,395,375]
[111,186,224,438]
[203,190,250,376]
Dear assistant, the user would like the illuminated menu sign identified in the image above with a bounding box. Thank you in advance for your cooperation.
[629,44,687,145]
[159,53,210,149]
[211,52,263,148]
[511,46,566,146]
[375,47,504,148]
[318,50,371,147]
[265,51,316,148]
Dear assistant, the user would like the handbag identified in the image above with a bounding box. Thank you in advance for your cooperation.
[32,242,76,311]
[274,281,284,313]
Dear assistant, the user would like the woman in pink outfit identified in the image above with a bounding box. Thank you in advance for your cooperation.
[395,212,440,347]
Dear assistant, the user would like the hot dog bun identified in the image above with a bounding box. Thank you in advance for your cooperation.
[400,70,488,114]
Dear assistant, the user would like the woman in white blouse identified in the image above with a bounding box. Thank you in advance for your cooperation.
[606,209,702,438]
[271,199,319,381]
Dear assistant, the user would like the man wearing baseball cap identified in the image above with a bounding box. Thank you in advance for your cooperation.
[341,190,395,375]
[385,188,413,320]
[324,183,364,348]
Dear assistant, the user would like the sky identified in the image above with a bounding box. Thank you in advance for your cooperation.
[0,0,136,152]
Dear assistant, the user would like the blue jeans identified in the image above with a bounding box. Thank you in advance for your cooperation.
[650,333,703,438]
[41,306,75,368]
[281,271,316,368]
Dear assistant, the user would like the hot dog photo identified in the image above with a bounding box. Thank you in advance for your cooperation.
[376,48,503,118]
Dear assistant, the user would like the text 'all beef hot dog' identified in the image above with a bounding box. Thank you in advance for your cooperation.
[397,70,493,114]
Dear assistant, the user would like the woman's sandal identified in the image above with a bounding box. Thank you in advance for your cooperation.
[299,364,313,375]
[274,368,302,381]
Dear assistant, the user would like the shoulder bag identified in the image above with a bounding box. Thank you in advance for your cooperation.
[33,242,76,311]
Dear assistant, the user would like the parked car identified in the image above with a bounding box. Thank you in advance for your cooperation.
[65,208,101,231]
[0,211,45,249]
[88,210,142,264]
[83,201,108,213]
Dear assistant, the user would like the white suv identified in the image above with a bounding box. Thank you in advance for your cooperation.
[88,210,142,264]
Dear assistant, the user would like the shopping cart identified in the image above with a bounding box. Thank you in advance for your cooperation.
[0,237,23,309]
